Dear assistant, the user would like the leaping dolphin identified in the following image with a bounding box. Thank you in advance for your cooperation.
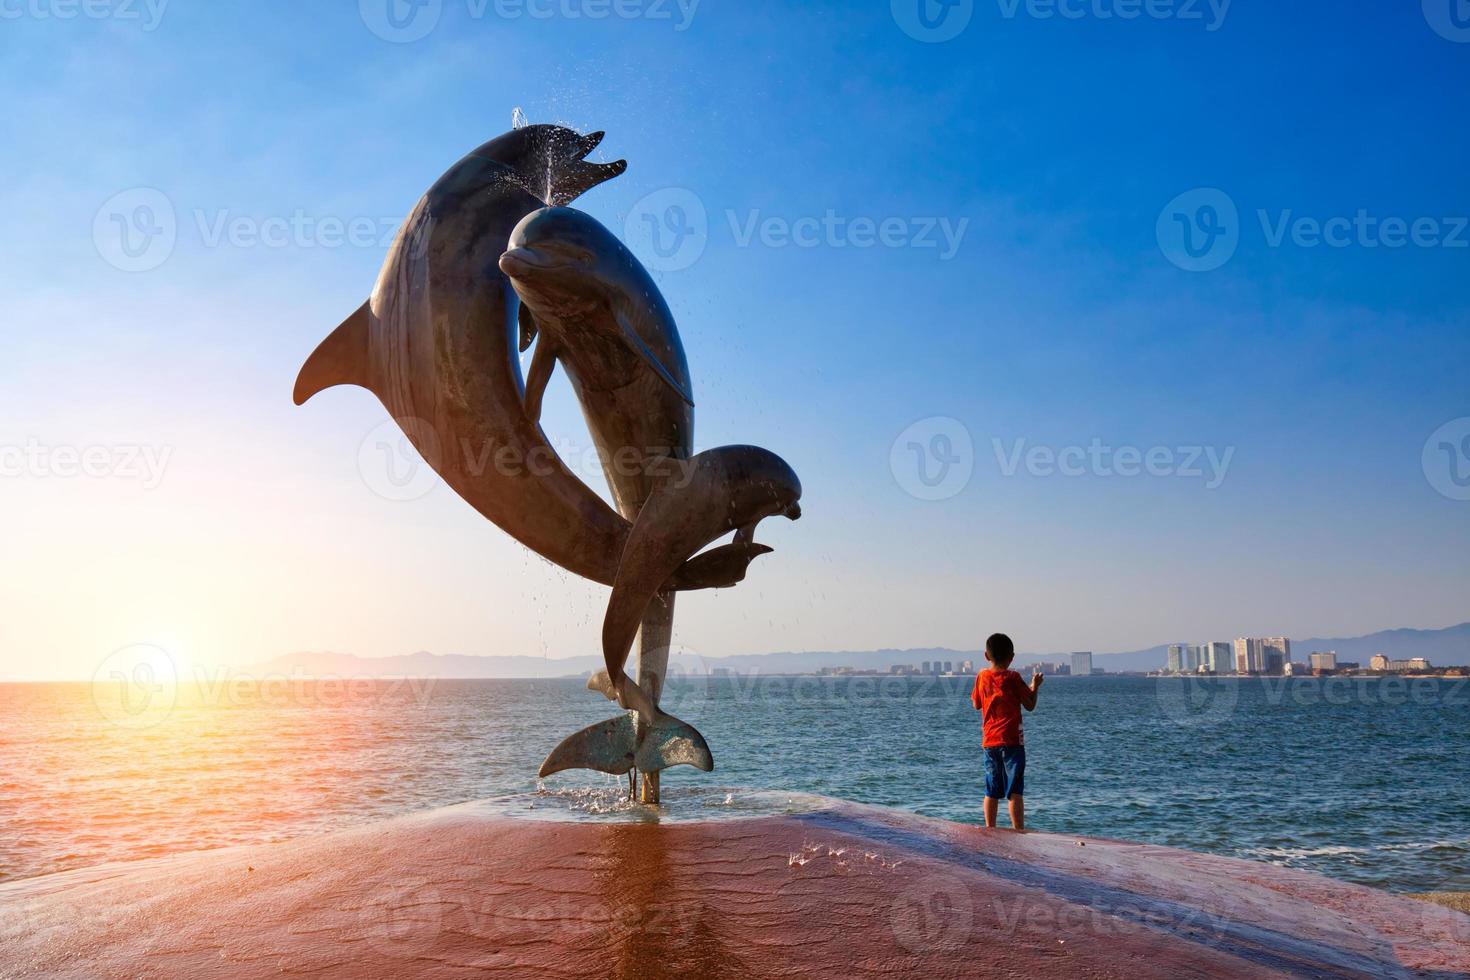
[501,206,800,785]
[294,125,634,584]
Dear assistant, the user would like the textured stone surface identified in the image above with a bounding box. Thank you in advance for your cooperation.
[1,799,1466,979]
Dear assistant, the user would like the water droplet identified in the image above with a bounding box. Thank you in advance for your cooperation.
[512,107,530,130]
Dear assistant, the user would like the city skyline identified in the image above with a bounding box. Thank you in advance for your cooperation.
[2,616,1466,682]
[1157,633,1458,675]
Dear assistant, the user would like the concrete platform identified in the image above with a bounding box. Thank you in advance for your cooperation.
[1,794,1466,979]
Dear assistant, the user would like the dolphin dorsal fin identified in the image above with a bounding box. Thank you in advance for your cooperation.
[294,300,371,405]
[614,309,694,407]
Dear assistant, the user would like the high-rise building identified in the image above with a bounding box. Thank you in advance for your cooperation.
[1166,645,1186,673]
[959,660,974,674]
[1208,642,1232,673]
[1234,637,1263,674]
[1262,637,1291,675]
[943,661,953,673]
[1309,651,1337,672]
[921,661,931,674]
[1071,652,1094,677]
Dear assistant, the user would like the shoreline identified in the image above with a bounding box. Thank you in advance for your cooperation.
[7,672,1470,684]
[1,786,1463,898]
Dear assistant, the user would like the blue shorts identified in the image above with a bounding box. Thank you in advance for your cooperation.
[984,745,1026,800]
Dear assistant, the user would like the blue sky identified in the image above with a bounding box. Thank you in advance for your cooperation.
[1,0,1467,679]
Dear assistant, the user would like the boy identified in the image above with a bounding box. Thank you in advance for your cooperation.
[970,633,1043,830]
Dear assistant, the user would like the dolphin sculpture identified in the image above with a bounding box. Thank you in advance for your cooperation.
[500,207,800,795]
[293,127,802,792]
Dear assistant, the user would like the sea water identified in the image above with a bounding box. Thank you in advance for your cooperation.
[1,675,1467,892]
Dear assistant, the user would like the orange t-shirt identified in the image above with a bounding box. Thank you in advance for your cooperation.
[971,668,1028,747]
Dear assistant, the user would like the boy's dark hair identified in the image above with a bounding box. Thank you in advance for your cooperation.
[986,633,1015,666]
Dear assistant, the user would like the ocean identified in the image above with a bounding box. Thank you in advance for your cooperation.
[2,675,1467,893]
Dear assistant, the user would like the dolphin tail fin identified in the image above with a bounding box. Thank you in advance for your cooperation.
[294,300,370,405]
[537,711,713,778]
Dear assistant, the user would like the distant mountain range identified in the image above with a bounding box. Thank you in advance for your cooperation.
[247,622,1470,678]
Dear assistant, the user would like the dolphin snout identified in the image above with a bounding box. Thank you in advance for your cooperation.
[784,502,802,521]
[499,247,554,278]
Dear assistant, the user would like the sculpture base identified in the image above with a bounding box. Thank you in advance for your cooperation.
[2,792,1465,978]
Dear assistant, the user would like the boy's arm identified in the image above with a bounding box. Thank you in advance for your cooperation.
[970,673,983,711]
[1014,672,1041,712]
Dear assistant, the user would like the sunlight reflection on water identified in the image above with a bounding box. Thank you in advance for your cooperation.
[2,676,1467,891]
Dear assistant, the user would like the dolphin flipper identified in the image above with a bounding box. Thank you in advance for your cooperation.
[518,302,538,353]
[522,339,558,422]
[294,300,370,405]
[668,541,774,591]
[614,310,694,407]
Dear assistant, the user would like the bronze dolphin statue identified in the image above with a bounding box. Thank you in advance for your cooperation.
[294,128,802,784]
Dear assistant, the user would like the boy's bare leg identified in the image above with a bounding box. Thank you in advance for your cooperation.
[1008,795,1024,831]
[983,796,998,828]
